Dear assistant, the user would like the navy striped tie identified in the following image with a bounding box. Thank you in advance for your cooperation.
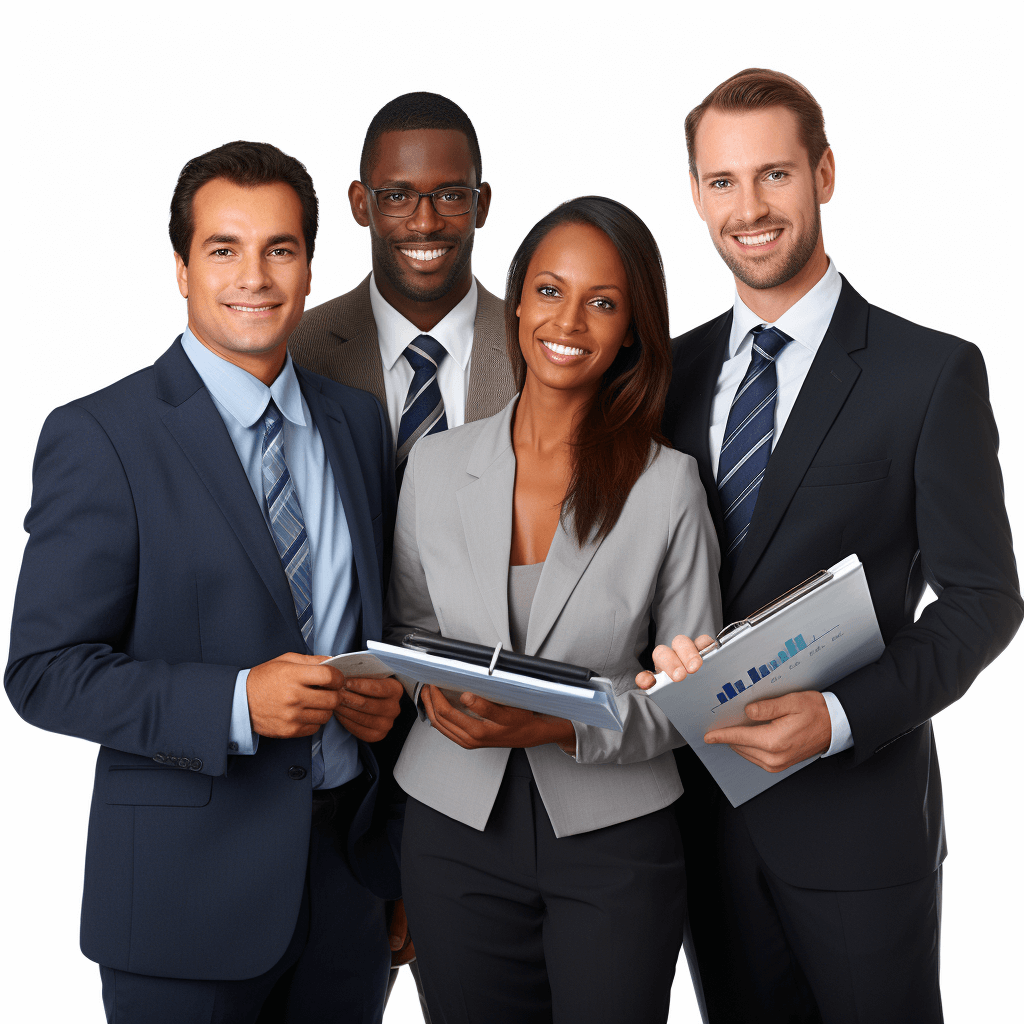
[717,324,792,572]
[396,334,448,489]
[261,402,314,645]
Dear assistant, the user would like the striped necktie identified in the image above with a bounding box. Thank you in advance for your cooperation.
[261,401,314,645]
[717,324,792,573]
[396,334,448,489]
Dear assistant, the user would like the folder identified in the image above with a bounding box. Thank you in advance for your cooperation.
[646,554,884,806]
[322,636,623,732]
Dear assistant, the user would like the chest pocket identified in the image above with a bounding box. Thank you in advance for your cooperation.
[801,459,891,487]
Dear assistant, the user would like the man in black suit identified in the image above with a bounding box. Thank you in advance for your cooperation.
[643,68,1022,1023]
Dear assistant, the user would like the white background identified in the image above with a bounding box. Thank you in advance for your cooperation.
[2,1,1021,1020]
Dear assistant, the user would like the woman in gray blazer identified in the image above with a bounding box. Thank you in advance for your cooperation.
[386,197,722,1024]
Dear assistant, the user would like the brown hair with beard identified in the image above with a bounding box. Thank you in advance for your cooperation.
[504,196,671,547]
[684,68,829,178]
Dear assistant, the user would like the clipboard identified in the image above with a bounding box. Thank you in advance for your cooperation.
[646,554,885,806]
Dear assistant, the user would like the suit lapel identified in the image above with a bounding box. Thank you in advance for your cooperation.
[725,279,868,604]
[326,275,388,410]
[300,374,383,646]
[156,343,304,644]
[466,281,515,422]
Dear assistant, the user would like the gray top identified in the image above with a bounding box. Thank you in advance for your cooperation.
[508,562,545,653]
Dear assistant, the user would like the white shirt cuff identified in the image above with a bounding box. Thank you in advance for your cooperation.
[228,669,259,755]
[821,690,853,756]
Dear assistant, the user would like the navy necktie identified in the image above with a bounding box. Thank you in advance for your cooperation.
[717,324,792,572]
[396,334,448,489]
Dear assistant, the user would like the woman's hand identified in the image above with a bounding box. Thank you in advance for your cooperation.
[420,685,577,755]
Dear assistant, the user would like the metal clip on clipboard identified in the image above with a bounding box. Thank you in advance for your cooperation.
[702,570,835,654]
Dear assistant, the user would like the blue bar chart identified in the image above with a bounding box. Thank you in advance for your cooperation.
[715,634,807,706]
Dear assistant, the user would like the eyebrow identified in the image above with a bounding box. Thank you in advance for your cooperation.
[701,160,800,182]
[372,179,473,190]
[534,271,624,292]
[200,233,301,248]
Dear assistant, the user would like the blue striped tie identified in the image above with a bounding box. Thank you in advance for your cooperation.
[717,324,792,572]
[396,334,448,489]
[261,402,314,645]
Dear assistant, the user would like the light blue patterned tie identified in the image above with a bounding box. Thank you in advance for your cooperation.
[395,334,448,490]
[262,402,314,644]
[717,324,792,573]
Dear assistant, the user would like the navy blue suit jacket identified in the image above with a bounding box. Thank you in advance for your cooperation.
[5,338,401,980]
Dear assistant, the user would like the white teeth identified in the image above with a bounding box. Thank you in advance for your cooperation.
[400,247,450,261]
[229,305,275,312]
[542,340,585,357]
[735,230,781,247]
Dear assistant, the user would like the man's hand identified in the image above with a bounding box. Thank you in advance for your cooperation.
[635,633,717,689]
[333,675,405,742]
[421,685,577,754]
[387,898,416,966]
[246,653,347,738]
[703,690,833,772]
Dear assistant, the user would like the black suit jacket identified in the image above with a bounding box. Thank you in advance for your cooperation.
[5,340,401,980]
[664,277,1022,890]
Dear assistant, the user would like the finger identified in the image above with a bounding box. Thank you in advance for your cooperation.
[745,699,787,721]
[344,676,404,698]
[651,644,686,679]
[704,724,779,749]
[296,687,342,711]
[459,693,519,724]
[292,708,334,726]
[388,901,408,952]
[277,652,331,666]
[425,707,478,749]
[635,670,657,690]
[334,707,393,730]
[724,744,777,771]
[695,634,717,652]
[670,634,705,673]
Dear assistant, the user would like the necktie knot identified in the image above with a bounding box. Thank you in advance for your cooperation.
[750,324,792,361]
[404,334,447,373]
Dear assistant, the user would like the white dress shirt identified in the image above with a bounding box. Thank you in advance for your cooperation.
[709,259,853,757]
[369,273,478,445]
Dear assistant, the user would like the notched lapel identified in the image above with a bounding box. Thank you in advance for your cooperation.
[161,391,304,645]
[456,445,516,651]
[524,518,604,656]
[324,277,388,410]
[725,283,868,604]
[466,283,513,422]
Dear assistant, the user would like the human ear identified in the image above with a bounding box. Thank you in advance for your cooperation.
[475,182,492,228]
[817,147,836,205]
[349,180,370,227]
[175,251,188,298]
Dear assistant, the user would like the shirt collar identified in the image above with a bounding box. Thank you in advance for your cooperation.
[180,327,306,428]
[369,273,478,372]
[729,257,843,359]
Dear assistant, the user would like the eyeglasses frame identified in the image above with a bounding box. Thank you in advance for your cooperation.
[361,183,482,219]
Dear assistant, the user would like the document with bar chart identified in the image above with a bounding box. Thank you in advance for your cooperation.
[647,554,884,806]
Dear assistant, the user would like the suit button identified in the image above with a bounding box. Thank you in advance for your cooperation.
[288,765,307,781]
[153,753,167,764]
[189,758,203,772]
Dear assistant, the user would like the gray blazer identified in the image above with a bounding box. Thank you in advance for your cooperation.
[288,274,517,422]
[386,398,722,838]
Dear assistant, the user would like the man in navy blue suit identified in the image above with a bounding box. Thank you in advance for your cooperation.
[5,141,407,1022]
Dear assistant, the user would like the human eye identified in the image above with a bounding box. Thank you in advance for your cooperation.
[590,297,615,310]
[268,248,293,257]
[710,179,730,190]
[538,284,560,297]
[211,248,233,257]
[766,170,786,182]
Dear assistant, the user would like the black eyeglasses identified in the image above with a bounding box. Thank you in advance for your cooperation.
[363,184,480,218]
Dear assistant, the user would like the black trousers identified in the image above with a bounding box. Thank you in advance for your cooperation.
[401,749,687,1024]
[100,776,391,1024]
[677,751,943,1024]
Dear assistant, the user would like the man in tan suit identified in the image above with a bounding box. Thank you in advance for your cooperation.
[290,92,514,479]
[289,91,514,1020]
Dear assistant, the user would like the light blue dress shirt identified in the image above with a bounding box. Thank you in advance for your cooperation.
[181,328,362,788]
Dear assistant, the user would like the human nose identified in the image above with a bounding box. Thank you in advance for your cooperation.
[553,295,586,335]
[405,193,446,236]
[235,250,273,292]
[737,181,771,227]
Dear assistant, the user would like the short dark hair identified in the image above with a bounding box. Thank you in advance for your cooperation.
[685,68,829,178]
[360,92,482,185]
[504,197,672,546]
[169,140,318,265]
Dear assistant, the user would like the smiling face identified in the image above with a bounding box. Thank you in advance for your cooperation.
[690,106,834,294]
[516,222,633,399]
[349,128,490,312]
[175,178,311,378]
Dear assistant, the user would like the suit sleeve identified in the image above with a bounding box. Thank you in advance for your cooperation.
[573,455,724,765]
[4,404,238,776]
[832,342,1023,764]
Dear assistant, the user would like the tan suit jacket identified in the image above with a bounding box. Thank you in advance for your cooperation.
[385,398,723,838]
[288,274,516,423]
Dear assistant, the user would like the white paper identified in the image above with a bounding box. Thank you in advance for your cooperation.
[647,555,884,806]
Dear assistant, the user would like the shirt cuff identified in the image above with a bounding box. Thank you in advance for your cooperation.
[229,669,259,755]
[821,690,853,757]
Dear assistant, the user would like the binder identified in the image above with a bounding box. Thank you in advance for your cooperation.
[647,554,884,806]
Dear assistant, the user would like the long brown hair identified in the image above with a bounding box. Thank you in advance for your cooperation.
[504,196,671,546]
